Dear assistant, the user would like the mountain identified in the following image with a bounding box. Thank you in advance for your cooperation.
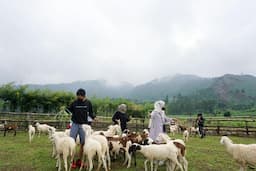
[129,74,213,100]
[28,80,133,98]
[26,74,256,105]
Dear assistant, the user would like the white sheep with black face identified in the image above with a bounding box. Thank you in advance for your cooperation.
[220,136,256,171]
[128,143,184,171]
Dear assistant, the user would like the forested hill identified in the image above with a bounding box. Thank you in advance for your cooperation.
[27,74,256,106]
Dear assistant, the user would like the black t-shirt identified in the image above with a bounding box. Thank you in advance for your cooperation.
[112,111,130,131]
[68,99,95,124]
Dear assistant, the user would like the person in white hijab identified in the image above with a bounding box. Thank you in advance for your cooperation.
[148,100,172,142]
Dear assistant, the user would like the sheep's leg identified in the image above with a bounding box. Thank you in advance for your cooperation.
[57,154,62,171]
[29,133,31,143]
[88,156,94,171]
[101,154,108,171]
[63,154,68,171]
[239,165,245,171]
[106,149,111,170]
[181,157,188,171]
[126,151,132,168]
[154,160,158,171]
[172,158,184,171]
[122,150,128,166]
[96,152,103,171]
[79,154,85,171]
[14,129,16,136]
[166,160,171,171]
[4,129,6,136]
[144,159,149,171]
[55,156,59,168]
[150,160,154,171]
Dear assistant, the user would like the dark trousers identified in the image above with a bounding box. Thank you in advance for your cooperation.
[198,125,205,138]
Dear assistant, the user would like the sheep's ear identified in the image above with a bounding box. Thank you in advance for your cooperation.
[222,134,228,136]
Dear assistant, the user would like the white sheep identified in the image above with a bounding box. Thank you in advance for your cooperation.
[157,133,188,171]
[183,130,189,142]
[28,125,36,143]
[53,135,76,171]
[80,124,107,171]
[91,134,111,170]
[129,143,184,171]
[35,122,55,137]
[189,126,199,137]
[80,136,106,171]
[48,129,69,158]
[220,136,256,171]
[93,124,121,137]
[169,125,178,137]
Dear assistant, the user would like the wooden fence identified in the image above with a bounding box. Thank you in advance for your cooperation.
[0,112,256,137]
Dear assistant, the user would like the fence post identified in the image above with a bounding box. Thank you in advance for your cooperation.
[135,119,138,132]
[217,120,220,135]
[245,121,249,135]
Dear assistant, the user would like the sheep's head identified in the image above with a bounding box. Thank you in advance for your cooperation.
[156,133,171,143]
[220,136,233,145]
[128,143,141,154]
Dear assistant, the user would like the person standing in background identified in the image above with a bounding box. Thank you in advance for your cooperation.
[112,104,130,132]
[148,100,172,142]
[196,113,205,138]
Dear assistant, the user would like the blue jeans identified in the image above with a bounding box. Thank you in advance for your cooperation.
[70,123,85,145]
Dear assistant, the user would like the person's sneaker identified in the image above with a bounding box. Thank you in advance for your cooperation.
[71,161,76,169]
[76,159,82,167]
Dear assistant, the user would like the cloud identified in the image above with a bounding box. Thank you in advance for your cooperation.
[0,0,256,85]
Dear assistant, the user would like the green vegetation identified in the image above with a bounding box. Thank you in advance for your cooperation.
[1,132,255,171]
[0,83,153,118]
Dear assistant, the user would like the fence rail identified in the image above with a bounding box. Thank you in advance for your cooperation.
[0,112,256,137]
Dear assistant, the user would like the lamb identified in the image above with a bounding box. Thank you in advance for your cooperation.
[220,136,256,171]
[189,126,199,137]
[183,130,189,143]
[169,125,178,137]
[129,143,184,171]
[53,135,76,171]
[35,122,55,137]
[28,125,36,143]
[3,121,17,136]
[109,140,123,160]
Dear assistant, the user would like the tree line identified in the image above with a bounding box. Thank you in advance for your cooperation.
[0,83,153,118]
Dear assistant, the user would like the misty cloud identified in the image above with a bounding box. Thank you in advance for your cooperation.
[0,0,256,85]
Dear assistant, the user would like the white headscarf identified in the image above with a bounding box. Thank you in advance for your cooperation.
[154,100,165,112]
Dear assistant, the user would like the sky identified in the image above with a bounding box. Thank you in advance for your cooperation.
[0,0,256,85]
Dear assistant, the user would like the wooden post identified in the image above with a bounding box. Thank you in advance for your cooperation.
[217,120,220,135]
[245,121,249,135]
[135,119,138,132]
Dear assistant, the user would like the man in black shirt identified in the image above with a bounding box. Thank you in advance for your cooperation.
[68,88,95,168]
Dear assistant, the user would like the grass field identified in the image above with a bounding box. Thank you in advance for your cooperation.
[0,131,256,171]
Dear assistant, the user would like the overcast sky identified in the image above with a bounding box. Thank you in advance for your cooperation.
[0,0,256,85]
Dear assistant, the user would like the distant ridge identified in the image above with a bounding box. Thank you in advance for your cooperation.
[26,74,256,105]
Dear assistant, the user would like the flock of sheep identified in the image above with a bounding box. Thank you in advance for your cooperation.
[26,121,256,171]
